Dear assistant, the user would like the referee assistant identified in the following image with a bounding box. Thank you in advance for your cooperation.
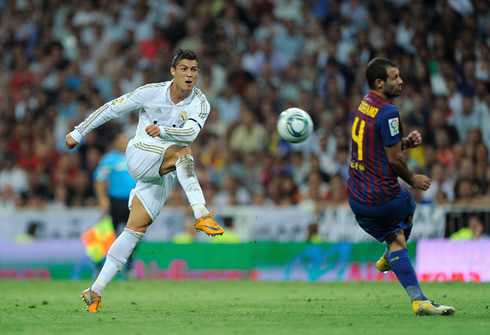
[94,131,136,235]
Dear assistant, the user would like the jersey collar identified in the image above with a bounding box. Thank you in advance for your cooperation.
[167,79,195,105]
[368,91,386,102]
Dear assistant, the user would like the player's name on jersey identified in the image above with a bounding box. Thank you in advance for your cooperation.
[358,101,379,118]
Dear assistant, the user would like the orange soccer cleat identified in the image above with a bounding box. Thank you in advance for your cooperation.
[194,211,224,236]
[81,288,102,312]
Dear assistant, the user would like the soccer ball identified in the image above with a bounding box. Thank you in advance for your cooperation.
[276,108,313,143]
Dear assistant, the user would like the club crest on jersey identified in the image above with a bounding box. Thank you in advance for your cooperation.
[112,97,125,105]
[179,111,187,121]
[388,117,399,136]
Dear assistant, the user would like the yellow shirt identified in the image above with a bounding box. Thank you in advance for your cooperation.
[450,228,473,240]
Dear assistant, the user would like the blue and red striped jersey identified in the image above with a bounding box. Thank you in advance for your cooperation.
[347,91,403,205]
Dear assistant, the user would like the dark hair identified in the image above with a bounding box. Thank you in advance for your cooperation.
[366,58,397,89]
[171,48,199,69]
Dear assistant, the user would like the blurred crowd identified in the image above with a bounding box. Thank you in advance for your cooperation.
[0,0,488,212]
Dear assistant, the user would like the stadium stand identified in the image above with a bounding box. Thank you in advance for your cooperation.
[0,0,488,236]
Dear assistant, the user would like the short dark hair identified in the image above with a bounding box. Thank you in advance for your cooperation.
[366,58,397,89]
[171,48,199,69]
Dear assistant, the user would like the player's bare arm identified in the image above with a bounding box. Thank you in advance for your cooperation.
[384,142,431,190]
[65,134,79,149]
[401,130,422,150]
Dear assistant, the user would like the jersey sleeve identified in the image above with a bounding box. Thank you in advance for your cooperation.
[158,120,202,144]
[69,87,147,142]
[376,105,402,147]
[158,90,210,144]
[186,90,211,129]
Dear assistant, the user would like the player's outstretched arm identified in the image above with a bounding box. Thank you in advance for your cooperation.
[385,141,431,190]
[67,86,146,147]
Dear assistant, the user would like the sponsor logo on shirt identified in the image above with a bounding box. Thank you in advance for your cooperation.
[179,111,187,121]
[388,117,399,136]
[112,97,125,105]
[155,108,162,114]
[350,161,365,171]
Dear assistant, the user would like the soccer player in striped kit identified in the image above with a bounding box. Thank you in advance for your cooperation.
[66,49,224,312]
[347,58,455,316]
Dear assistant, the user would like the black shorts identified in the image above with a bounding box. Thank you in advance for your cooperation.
[110,197,130,233]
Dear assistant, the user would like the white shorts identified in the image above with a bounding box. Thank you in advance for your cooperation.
[126,138,177,221]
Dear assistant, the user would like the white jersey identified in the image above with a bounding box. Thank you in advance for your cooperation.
[70,80,210,145]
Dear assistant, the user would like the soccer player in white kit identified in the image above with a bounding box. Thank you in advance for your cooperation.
[65,49,224,312]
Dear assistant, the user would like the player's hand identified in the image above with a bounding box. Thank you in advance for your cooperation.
[405,130,422,149]
[65,134,79,150]
[412,174,431,191]
[145,124,161,137]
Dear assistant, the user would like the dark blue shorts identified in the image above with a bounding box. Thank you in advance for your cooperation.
[348,186,416,242]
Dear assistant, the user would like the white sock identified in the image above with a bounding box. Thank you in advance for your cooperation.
[91,228,144,295]
[176,154,209,219]
[383,246,390,260]
[192,203,209,219]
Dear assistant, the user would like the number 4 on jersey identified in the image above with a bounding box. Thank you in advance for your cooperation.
[352,116,366,161]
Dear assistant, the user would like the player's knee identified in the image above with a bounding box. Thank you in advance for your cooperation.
[387,229,407,251]
[174,146,192,160]
[126,212,152,232]
[126,221,151,233]
[174,147,194,169]
[160,146,192,176]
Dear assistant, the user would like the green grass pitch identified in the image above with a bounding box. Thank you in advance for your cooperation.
[0,280,488,335]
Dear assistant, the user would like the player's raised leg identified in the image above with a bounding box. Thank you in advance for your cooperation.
[386,229,455,316]
[159,145,223,236]
[81,196,150,312]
